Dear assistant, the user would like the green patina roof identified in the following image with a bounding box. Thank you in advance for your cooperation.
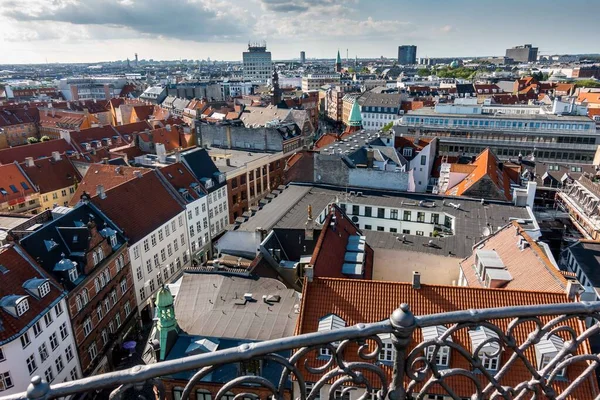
[348,101,362,126]
[336,50,342,64]
[155,286,174,308]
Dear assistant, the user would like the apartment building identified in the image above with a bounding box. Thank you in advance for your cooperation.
[301,74,341,92]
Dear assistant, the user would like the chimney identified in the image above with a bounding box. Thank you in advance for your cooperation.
[51,108,55,117]
[304,265,314,282]
[174,149,181,163]
[366,148,374,168]
[133,170,143,179]
[566,280,581,300]
[25,157,34,167]
[52,151,61,161]
[96,184,106,199]
[412,271,421,289]
[226,158,231,167]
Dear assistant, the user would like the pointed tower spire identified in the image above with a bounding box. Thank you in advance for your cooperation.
[335,49,342,73]
[155,286,179,361]
[348,101,362,127]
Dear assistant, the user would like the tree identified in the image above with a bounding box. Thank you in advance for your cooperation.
[382,121,394,132]
[40,136,50,142]
[574,79,600,88]
[27,137,39,144]
[417,68,432,76]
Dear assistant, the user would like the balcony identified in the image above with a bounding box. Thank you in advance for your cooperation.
[3,301,600,400]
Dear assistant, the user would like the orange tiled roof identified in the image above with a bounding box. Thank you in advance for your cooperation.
[0,139,74,165]
[286,152,304,169]
[578,92,600,105]
[20,156,81,194]
[459,221,567,292]
[314,134,338,149]
[0,164,37,204]
[69,164,152,206]
[449,164,476,174]
[296,277,597,399]
[446,148,513,201]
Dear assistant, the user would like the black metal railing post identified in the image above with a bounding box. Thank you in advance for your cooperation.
[388,303,416,400]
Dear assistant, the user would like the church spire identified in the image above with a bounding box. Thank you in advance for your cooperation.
[335,49,342,73]
[347,101,362,127]
[155,286,179,361]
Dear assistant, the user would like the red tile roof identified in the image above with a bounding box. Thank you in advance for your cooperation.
[285,152,304,169]
[88,171,184,243]
[0,245,64,342]
[159,162,206,201]
[459,221,567,292]
[314,134,338,149]
[38,109,90,129]
[69,164,152,206]
[446,149,514,201]
[138,127,182,152]
[130,105,154,122]
[69,125,124,152]
[297,278,597,399]
[0,164,37,204]
[112,121,151,139]
[310,205,373,279]
[0,107,39,128]
[20,156,81,195]
[0,139,74,165]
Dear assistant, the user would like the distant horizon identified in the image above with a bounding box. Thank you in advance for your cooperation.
[1,0,599,64]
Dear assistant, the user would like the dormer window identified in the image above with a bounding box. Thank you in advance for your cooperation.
[218,174,225,184]
[536,333,566,377]
[39,281,50,297]
[44,239,58,251]
[16,298,29,316]
[468,326,501,371]
[317,314,346,356]
[23,278,51,299]
[204,178,214,189]
[377,333,395,362]
[69,267,78,282]
[110,234,117,248]
[422,325,452,367]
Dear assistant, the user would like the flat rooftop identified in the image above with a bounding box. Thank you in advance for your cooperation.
[236,183,532,260]
[207,147,274,173]
[406,107,593,122]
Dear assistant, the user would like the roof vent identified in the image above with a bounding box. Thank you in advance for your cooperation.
[244,293,253,301]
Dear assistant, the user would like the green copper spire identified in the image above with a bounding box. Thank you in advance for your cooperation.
[348,101,362,127]
[155,286,178,360]
[336,50,342,65]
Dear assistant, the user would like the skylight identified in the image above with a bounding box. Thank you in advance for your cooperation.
[9,185,18,193]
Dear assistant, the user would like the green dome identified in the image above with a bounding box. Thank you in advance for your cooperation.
[155,286,174,308]
[450,60,459,69]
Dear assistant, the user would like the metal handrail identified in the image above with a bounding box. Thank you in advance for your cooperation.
[4,301,600,400]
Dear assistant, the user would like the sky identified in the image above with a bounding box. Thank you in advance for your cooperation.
[0,0,599,64]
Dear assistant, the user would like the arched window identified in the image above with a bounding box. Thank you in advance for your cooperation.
[104,269,111,283]
[76,295,83,312]
[81,289,89,304]
[97,248,104,262]
[173,387,184,400]
[195,389,212,400]
[94,278,101,293]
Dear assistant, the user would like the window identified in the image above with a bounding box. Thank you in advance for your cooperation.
[378,340,395,362]
[111,290,117,306]
[115,312,122,328]
[54,302,63,317]
[69,267,78,282]
[158,230,164,242]
[426,346,450,366]
[144,238,149,251]
[481,353,499,370]
[172,220,176,231]
[92,252,98,266]
[416,231,424,236]
[167,244,173,257]
[402,229,410,235]
[110,234,118,248]
[44,312,53,327]
[166,224,171,236]
[431,214,439,224]
[96,305,103,321]
[55,355,64,373]
[49,332,59,350]
[95,277,101,293]
[377,226,384,231]
[88,342,98,361]
[364,207,372,217]
[377,208,385,218]
[81,289,89,304]
[173,387,184,400]
[33,321,42,337]
[0,348,4,362]
[178,215,184,227]
[151,234,157,247]
[417,212,425,222]
[17,298,29,316]
[154,254,160,267]
[160,249,166,262]
[140,287,146,301]
[420,155,426,166]
[102,329,109,346]
[364,225,372,230]
[180,234,185,246]
[145,259,152,274]
[0,371,14,392]
[44,366,54,383]
[27,354,37,374]
[83,317,92,337]
[120,278,128,294]
[195,389,212,400]
[133,246,140,259]
[65,345,74,362]
[403,211,411,221]
[39,281,51,298]
[390,209,398,219]
[69,367,78,381]
[60,322,69,340]
[124,301,131,316]
[38,343,49,362]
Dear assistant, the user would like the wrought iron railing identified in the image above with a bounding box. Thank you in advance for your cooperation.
[3,301,600,400]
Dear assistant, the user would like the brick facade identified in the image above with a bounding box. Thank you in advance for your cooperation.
[162,379,292,400]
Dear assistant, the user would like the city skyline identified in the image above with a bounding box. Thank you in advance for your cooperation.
[0,0,599,64]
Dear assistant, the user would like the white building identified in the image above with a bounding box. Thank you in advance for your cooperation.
[357,92,403,130]
[57,77,129,101]
[301,74,341,92]
[221,80,254,99]
[0,245,81,397]
[242,43,272,84]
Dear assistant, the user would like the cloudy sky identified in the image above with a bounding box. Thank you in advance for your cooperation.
[1,0,599,64]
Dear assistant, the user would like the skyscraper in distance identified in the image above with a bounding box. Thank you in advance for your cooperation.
[300,51,306,64]
[398,45,417,65]
[243,41,272,83]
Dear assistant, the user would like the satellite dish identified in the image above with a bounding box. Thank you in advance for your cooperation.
[482,227,491,237]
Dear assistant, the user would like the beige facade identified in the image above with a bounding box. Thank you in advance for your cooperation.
[40,184,77,210]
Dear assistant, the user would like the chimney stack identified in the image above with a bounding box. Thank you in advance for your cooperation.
[25,157,34,167]
[366,148,374,168]
[304,265,314,282]
[133,170,143,179]
[566,280,581,300]
[96,184,106,199]
[412,271,421,289]
[52,151,61,161]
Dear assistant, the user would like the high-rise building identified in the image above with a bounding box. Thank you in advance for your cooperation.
[300,51,306,64]
[505,44,538,63]
[398,45,417,65]
[242,42,272,83]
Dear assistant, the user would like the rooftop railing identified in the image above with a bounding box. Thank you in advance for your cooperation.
[3,301,600,400]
